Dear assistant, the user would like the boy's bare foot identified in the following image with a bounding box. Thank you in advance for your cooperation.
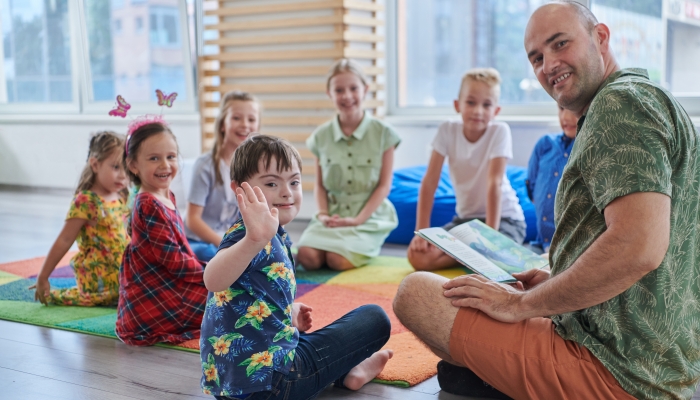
[343,349,394,390]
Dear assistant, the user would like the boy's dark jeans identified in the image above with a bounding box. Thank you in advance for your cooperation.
[216,304,391,400]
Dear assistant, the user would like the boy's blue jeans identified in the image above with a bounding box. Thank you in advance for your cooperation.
[216,304,391,400]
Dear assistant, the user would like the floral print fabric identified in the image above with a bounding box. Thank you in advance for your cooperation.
[49,190,129,306]
[200,220,298,397]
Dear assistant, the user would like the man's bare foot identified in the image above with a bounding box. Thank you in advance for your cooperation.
[343,349,394,390]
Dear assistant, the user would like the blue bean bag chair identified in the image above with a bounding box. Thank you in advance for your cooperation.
[386,165,537,245]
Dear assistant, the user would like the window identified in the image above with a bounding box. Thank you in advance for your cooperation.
[591,0,700,96]
[391,0,552,114]
[1,0,74,103]
[135,16,143,33]
[389,0,700,115]
[667,20,700,96]
[0,0,195,113]
[83,0,190,105]
[150,6,180,47]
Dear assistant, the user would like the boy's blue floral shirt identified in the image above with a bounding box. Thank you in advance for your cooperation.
[200,219,298,397]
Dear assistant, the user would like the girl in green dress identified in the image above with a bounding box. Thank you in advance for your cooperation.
[296,59,400,270]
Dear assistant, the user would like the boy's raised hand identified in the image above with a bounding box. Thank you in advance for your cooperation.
[237,182,279,245]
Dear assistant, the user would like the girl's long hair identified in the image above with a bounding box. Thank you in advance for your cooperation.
[76,131,127,199]
[212,91,259,186]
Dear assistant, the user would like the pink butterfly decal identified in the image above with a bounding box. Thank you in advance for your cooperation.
[108,95,131,118]
[156,89,177,107]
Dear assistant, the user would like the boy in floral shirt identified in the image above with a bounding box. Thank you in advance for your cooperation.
[200,135,393,399]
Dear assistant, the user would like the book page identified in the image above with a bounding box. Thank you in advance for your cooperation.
[448,223,482,245]
[448,220,548,274]
[417,228,514,282]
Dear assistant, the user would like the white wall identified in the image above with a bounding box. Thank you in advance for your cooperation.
[0,114,201,189]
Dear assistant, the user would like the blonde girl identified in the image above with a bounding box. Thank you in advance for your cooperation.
[30,131,129,306]
[185,91,260,262]
[296,59,400,270]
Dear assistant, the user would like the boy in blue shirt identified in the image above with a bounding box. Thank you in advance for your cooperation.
[200,135,393,399]
[525,106,579,254]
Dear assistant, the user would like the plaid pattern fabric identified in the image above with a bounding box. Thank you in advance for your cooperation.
[116,192,207,346]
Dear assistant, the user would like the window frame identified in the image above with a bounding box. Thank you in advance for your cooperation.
[385,0,700,118]
[0,0,83,114]
[0,0,196,115]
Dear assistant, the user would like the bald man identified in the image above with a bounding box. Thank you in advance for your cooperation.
[393,1,700,399]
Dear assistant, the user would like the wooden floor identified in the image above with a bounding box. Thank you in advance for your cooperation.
[0,188,470,400]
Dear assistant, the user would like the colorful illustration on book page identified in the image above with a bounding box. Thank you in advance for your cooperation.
[462,220,547,275]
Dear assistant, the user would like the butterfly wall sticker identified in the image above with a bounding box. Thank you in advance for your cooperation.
[156,89,177,107]
[108,95,131,118]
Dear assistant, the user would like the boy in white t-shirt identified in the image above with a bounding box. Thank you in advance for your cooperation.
[408,68,526,271]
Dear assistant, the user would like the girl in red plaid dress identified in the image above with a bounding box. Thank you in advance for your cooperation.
[116,120,208,346]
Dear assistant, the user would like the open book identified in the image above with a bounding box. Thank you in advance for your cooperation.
[415,220,547,283]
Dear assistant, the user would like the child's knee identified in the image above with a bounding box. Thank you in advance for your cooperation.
[326,253,354,271]
[408,249,432,271]
[407,247,420,267]
[296,247,324,269]
[409,246,452,271]
[353,304,391,341]
[364,304,391,337]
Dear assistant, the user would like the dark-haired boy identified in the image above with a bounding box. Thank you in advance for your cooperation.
[200,135,393,399]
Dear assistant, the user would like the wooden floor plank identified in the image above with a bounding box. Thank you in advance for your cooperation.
[1,367,139,400]
[0,321,445,400]
[0,321,200,379]
[0,329,207,399]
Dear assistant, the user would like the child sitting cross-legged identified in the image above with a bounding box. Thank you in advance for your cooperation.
[200,135,393,399]
[295,59,400,271]
[408,68,526,271]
